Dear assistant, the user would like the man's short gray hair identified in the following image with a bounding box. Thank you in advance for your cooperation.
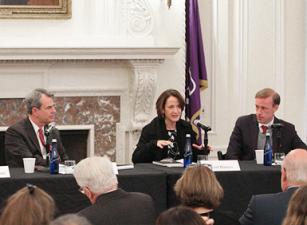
[73,156,118,194]
[283,149,307,183]
[50,214,92,225]
[24,88,54,114]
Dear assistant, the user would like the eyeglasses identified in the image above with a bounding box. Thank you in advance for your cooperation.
[26,183,37,194]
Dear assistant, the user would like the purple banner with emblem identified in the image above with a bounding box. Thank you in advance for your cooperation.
[185,0,208,144]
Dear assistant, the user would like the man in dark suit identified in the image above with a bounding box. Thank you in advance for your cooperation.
[73,156,156,225]
[5,88,68,167]
[239,148,307,225]
[226,88,306,160]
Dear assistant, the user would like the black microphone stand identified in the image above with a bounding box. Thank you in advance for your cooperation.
[271,124,282,153]
[201,126,211,155]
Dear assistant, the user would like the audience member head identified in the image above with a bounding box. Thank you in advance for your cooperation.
[156,206,206,225]
[0,184,55,225]
[24,88,56,127]
[255,88,280,124]
[73,156,118,204]
[282,185,307,225]
[174,165,224,210]
[50,214,92,225]
[281,149,307,191]
[156,89,185,123]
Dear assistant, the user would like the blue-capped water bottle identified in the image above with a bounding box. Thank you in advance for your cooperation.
[263,132,273,166]
[183,134,193,168]
[49,139,59,174]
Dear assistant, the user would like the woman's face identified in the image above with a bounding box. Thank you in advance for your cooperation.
[163,96,182,124]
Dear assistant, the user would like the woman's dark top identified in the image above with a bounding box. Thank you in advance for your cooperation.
[132,117,199,163]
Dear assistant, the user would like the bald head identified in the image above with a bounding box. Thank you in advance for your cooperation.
[281,149,307,191]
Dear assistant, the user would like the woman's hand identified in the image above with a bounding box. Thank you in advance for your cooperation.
[157,140,172,149]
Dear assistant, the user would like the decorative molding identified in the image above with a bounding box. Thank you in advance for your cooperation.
[274,0,285,118]
[0,47,179,61]
[128,60,160,130]
[126,0,154,37]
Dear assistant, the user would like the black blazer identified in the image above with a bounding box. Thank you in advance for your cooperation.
[239,187,298,225]
[5,117,68,167]
[132,117,199,163]
[226,114,307,160]
[78,189,156,225]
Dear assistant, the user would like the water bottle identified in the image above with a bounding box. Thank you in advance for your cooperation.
[263,133,273,166]
[49,139,59,174]
[183,134,193,168]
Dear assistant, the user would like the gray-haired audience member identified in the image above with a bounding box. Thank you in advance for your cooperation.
[73,156,156,225]
[240,148,307,225]
[5,88,68,167]
[50,214,92,225]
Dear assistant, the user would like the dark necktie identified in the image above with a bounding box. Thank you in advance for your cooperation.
[38,128,46,146]
[261,125,268,134]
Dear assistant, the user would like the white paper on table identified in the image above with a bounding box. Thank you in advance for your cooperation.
[0,166,10,178]
[204,160,241,171]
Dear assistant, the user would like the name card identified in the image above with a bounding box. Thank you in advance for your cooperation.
[0,166,10,178]
[202,160,240,171]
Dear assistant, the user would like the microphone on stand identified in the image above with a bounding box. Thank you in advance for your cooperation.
[271,123,283,154]
[193,120,212,132]
[193,120,211,155]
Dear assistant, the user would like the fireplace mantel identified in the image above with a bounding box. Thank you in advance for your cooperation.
[0,47,179,61]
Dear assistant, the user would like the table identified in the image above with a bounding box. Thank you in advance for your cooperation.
[0,162,281,225]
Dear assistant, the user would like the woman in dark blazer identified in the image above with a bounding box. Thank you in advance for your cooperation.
[132,89,203,163]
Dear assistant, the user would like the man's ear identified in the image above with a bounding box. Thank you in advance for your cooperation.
[273,104,279,113]
[281,167,288,191]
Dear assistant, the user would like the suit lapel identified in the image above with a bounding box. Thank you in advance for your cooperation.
[251,115,259,150]
[25,118,42,155]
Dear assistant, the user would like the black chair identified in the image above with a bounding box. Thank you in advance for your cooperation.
[217,151,226,160]
[0,132,6,166]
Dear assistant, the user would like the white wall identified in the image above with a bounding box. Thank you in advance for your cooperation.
[198,0,307,154]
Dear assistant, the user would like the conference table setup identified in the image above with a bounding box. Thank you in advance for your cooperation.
[0,161,281,224]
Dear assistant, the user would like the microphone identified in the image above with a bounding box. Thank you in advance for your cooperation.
[44,122,56,136]
[271,123,283,129]
[193,120,211,132]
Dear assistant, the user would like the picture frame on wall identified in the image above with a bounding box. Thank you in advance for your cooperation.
[0,0,71,19]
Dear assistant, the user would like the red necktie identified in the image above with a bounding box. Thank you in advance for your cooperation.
[261,125,268,134]
[38,128,46,146]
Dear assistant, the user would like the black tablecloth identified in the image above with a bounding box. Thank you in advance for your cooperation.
[137,161,281,225]
[0,161,281,225]
[0,166,167,215]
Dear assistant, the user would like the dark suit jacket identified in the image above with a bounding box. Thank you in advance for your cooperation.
[5,117,68,167]
[226,114,307,160]
[78,188,156,225]
[239,187,298,225]
[132,116,200,163]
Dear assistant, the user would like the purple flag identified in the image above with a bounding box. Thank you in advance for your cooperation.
[185,0,208,144]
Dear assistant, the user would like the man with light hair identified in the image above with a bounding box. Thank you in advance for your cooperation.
[240,148,307,225]
[73,156,156,225]
[226,88,307,160]
[50,214,92,225]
